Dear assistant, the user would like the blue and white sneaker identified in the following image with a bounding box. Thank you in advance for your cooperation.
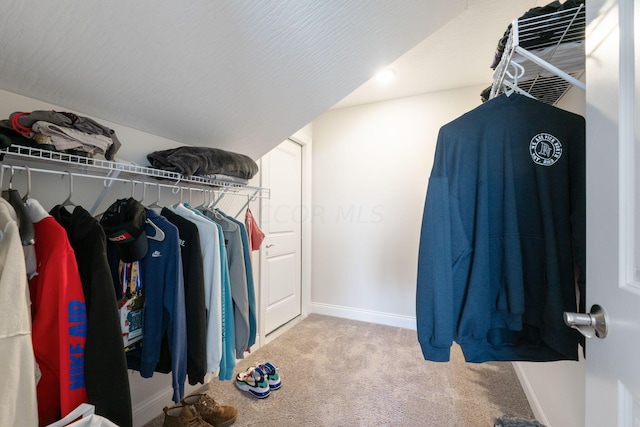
[257,362,281,390]
[235,367,270,398]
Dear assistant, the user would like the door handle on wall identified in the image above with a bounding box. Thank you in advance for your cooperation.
[563,304,608,339]
[266,244,275,248]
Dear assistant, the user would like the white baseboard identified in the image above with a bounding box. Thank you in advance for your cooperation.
[263,315,304,345]
[310,302,416,330]
[132,380,206,426]
[512,362,552,427]
[132,386,172,427]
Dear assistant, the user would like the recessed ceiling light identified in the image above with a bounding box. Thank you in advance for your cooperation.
[375,68,396,84]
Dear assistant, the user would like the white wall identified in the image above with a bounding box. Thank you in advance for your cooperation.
[311,84,485,326]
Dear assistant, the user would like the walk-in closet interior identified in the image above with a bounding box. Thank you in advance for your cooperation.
[0,1,629,426]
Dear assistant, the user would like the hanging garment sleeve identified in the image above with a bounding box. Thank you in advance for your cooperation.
[202,209,249,359]
[49,205,133,427]
[245,208,265,251]
[160,208,207,386]
[171,204,223,374]
[416,176,457,362]
[138,211,186,402]
[0,198,38,427]
[26,200,88,426]
[215,221,236,380]
[222,212,257,349]
[3,188,35,245]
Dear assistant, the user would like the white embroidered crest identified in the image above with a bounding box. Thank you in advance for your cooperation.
[529,133,562,166]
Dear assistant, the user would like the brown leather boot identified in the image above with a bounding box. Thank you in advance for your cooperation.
[162,404,212,427]
[181,393,238,427]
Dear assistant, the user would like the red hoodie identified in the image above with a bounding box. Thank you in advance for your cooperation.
[30,215,87,426]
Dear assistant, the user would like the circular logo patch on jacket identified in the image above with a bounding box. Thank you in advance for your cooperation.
[529,133,562,166]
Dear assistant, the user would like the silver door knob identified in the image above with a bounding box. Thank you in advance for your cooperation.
[563,304,608,339]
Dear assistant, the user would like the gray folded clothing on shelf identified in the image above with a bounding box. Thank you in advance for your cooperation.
[9,110,122,159]
[147,146,259,179]
[32,121,113,156]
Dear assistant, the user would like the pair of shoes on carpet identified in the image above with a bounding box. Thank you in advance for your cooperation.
[163,393,238,427]
[235,362,281,398]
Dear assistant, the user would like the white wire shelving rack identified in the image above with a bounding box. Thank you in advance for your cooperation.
[490,4,585,105]
[0,144,269,215]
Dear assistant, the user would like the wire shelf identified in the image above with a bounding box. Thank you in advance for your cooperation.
[516,5,585,50]
[490,4,585,105]
[0,144,269,198]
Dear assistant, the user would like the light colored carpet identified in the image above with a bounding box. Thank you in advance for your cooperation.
[144,314,536,427]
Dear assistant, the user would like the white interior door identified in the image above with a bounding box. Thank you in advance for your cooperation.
[260,139,302,335]
[585,0,640,425]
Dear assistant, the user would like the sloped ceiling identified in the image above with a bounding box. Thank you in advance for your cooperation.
[0,0,467,160]
[334,0,545,109]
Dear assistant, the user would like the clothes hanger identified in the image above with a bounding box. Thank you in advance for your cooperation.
[1,167,13,197]
[147,183,163,210]
[2,166,35,245]
[198,189,217,214]
[125,179,164,241]
[146,218,165,241]
[61,172,77,207]
[201,189,215,211]
[1,165,14,198]
[92,178,125,220]
[171,186,184,209]
[138,181,148,206]
[130,179,139,201]
[193,188,209,210]
[21,166,31,203]
[195,188,235,231]
[184,187,194,207]
[503,61,526,97]
[195,189,211,214]
[210,201,238,232]
[204,189,226,212]
[234,192,257,218]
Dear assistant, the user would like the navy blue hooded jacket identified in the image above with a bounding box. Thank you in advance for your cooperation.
[417,94,585,363]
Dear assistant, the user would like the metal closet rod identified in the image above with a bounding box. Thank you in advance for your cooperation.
[0,164,235,215]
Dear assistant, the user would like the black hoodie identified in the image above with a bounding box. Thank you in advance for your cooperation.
[50,205,132,427]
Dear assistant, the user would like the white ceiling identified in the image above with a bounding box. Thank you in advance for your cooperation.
[334,0,544,109]
[0,1,543,160]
